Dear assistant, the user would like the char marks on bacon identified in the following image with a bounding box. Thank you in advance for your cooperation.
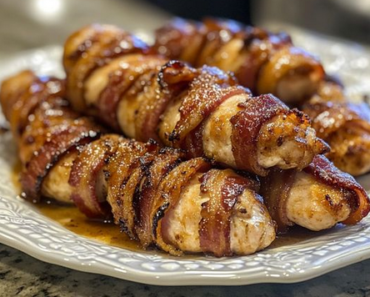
[1,70,279,257]
[199,169,259,256]
[153,17,323,104]
[63,24,329,176]
[230,94,289,176]
[64,25,149,111]
[304,155,370,225]
[20,121,100,202]
[154,158,211,255]
[69,135,121,218]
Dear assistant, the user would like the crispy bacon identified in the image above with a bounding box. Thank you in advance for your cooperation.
[302,98,370,176]
[97,55,166,131]
[304,101,370,139]
[20,125,99,202]
[162,63,244,146]
[153,18,323,104]
[199,169,258,256]
[0,71,65,139]
[11,80,65,139]
[2,70,277,257]
[230,94,289,175]
[69,135,121,218]
[304,155,370,225]
[64,25,149,111]
[257,47,324,103]
[152,158,210,255]
[0,70,37,121]
[18,99,79,164]
[260,169,296,232]
[104,139,156,238]
[261,156,370,232]
[134,148,184,247]
[4,68,370,256]
[62,24,328,176]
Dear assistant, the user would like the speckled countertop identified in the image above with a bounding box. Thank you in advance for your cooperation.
[1,0,370,296]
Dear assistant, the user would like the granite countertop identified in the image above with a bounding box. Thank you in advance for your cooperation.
[1,0,370,296]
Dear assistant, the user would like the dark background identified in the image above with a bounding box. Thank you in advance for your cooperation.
[144,0,252,24]
[145,0,370,45]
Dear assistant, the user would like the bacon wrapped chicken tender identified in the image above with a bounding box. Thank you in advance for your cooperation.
[303,78,370,176]
[261,155,370,233]
[62,24,328,176]
[153,18,325,105]
[0,70,276,257]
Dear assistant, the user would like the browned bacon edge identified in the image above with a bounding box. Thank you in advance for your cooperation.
[304,155,370,225]
[153,158,211,255]
[230,94,289,176]
[152,17,323,102]
[260,168,296,233]
[20,127,100,202]
[304,100,370,139]
[3,70,275,257]
[68,135,120,218]
[199,169,259,256]
[261,155,370,232]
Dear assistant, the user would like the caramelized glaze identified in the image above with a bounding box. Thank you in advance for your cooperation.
[36,202,142,251]
[13,160,313,253]
[12,160,141,252]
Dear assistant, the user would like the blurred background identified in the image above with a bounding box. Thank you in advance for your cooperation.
[0,0,369,61]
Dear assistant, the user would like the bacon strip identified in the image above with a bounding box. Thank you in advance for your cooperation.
[18,98,80,164]
[98,56,166,131]
[260,169,296,232]
[104,140,152,238]
[230,94,289,175]
[256,47,324,102]
[10,79,65,139]
[134,148,184,247]
[69,135,121,218]
[153,158,211,255]
[304,155,370,225]
[302,98,370,176]
[261,155,370,232]
[168,66,245,146]
[65,25,148,111]
[63,25,328,176]
[199,169,258,256]
[20,125,99,202]
[1,70,278,257]
[153,18,323,103]
[304,101,370,139]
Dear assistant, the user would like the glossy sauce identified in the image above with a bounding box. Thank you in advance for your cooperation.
[12,160,321,255]
[12,160,142,252]
[269,227,322,248]
[36,202,142,251]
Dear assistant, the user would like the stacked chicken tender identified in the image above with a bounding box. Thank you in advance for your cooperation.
[0,21,369,257]
[154,18,370,176]
[1,71,277,257]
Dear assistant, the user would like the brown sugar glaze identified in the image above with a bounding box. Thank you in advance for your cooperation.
[12,160,141,252]
[12,160,335,255]
[36,202,142,251]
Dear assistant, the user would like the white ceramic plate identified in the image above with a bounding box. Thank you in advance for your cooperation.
[1,33,370,286]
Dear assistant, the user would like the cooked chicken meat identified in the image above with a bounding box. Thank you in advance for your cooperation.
[0,70,276,257]
[63,24,328,176]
